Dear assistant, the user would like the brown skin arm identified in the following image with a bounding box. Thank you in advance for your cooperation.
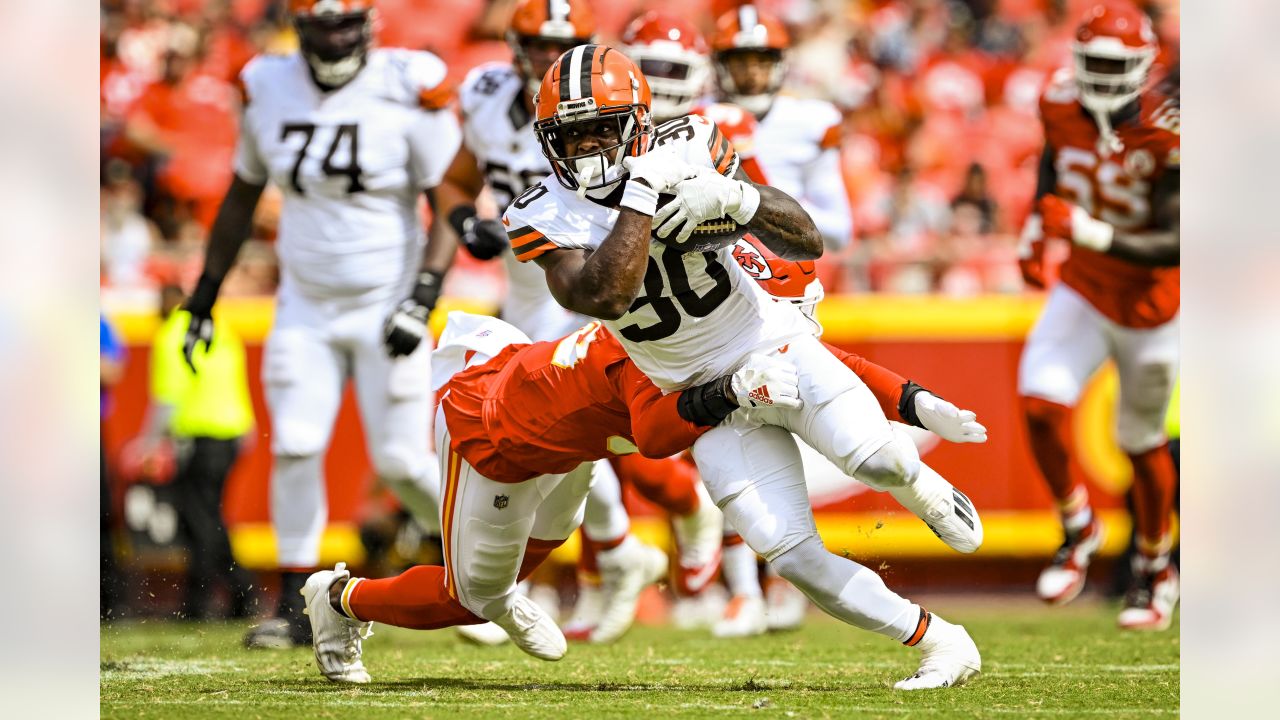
[1107,169,1179,267]
[733,167,822,261]
[434,143,487,230]
[534,208,654,320]
[201,174,267,285]
[421,187,460,275]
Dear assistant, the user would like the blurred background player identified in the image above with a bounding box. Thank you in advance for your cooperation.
[622,12,712,126]
[438,0,720,646]
[1017,2,1179,630]
[181,0,462,648]
[143,285,257,620]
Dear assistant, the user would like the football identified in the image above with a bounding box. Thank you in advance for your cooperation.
[651,192,747,254]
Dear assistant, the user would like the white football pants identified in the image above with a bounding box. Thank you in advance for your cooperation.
[266,281,439,568]
[1018,282,1179,453]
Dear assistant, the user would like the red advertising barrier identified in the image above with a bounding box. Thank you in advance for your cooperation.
[104,295,1146,565]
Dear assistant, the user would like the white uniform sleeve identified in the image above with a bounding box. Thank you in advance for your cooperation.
[232,62,268,185]
[408,110,462,190]
[803,145,854,249]
[502,184,594,262]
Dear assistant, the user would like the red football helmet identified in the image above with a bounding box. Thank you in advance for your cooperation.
[290,0,376,88]
[508,0,596,96]
[731,235,824,335]
[1073,2,1158,116]
[534,45,653,193]
[710,4,790,117]
[622,12,710,123]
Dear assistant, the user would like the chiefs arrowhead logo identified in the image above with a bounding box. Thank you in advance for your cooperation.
[748,385,774,406]
[732,240,771,279]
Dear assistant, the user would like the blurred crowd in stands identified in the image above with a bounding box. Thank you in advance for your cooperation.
[100,0,1180,302]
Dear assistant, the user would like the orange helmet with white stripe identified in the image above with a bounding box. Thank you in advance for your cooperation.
[289,0,376,88]
[622,12,710,123]
[534,44,653,193]
[732,234,824,335]
[710,4,790,116]
[508,0,597,95]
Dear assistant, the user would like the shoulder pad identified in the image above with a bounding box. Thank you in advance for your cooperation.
[458,62,519,116]
[238,53,291,107]
[381,48,452,110]
[1040,67,1078,108]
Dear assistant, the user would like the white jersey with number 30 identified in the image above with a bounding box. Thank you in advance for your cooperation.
[235,49,461,302]
[502,114,810,391]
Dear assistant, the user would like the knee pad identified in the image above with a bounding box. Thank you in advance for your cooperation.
[767,535,826,584]
[1117,408,1168,454]
[853,428,921,491]
[719,488,815,563]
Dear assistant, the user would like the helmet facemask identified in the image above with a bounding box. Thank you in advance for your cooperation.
[295,10,373,88]
[632,51,710,123]
[1073,40,1153,116]
[535,104,652,195]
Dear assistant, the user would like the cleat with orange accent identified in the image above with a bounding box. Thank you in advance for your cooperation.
[894,612,981,690]
[1036,517,1103,605]
[712,594,767,638]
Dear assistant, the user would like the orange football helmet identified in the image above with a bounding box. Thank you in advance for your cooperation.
[290,0,376,88]
[1073,2,1158,116]
[731,234,824,335]
[508,0,596,95]
[534,44,653,193]
[710,4,789,116]
[622,12,710,123]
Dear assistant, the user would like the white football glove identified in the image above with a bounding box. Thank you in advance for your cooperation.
[913,391,988,444]
[621,146,703,194]
[730,353,801,410]
[653,172,761,245]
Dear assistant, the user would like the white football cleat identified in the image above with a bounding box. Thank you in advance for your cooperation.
[670,483,724,595]
[456,621,511,646]
[712,594,768,638]
[670,585,727,631]
[492,594,567,661]
[301,563,373,684]
[765,576,808,631]
[1036,517,1103,605]
[1117,564,1179,631]
[894,614,981,690]
[889,472,983,554]
[590,536,667,644]
[562,581,604,641]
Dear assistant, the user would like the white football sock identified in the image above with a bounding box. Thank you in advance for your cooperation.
[721,539,763,598]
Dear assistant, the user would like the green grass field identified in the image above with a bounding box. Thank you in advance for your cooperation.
[100,597,1178,719]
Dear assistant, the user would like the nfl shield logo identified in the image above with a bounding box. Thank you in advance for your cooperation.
[493,494,509,510]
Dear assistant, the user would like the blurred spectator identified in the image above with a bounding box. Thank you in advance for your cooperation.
[101,315,126,620]
[951,162,997,234]
[101,159,160,289]
[143,285,257,620]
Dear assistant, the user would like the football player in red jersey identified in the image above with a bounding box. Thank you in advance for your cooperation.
[1017,2,1179,630]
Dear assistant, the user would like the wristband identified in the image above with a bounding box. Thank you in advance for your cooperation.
[729,182,761,225]
[897,380,933,429]
[411,270,446,309]
[447,205,478,238]
[677,376,738,426]
[620,179,660,216]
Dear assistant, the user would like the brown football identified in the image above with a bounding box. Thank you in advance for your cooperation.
[651,193,747,254]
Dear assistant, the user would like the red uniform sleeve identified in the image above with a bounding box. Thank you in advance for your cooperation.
[823,342,907,422]
[608,359,711,458]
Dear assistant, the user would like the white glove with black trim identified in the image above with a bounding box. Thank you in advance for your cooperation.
[730,353,801,410]
[653,172,761,245]
[912,391,988,444]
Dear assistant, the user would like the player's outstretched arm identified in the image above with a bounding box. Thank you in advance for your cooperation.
[734,167,823,261]
[183,174,266,370]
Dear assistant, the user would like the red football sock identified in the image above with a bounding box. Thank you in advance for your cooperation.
[1128,443,1177,560]
[1022,396,1091,520]
[576,528,600,584]
[346,566,482,630]
[614,454,700,516]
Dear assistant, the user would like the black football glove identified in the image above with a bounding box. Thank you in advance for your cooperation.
[448,205,508,261]
[383,270,445,357]
[181,273,220,373]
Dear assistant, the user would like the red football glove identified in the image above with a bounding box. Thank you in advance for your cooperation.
[1017,213,1048,290]
[1037,194,1114,251]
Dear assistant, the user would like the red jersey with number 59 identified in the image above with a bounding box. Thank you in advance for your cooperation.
[1040,68,1180,328]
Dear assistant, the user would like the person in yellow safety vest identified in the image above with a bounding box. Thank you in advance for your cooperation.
[144,285,257,619]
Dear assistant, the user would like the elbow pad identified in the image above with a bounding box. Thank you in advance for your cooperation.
[677,376,738,426]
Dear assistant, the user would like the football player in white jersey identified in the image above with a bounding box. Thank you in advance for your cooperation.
[435,0,716,647]
[181,0,461,648]
[710,5,852,252]
[504,44,983,690]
